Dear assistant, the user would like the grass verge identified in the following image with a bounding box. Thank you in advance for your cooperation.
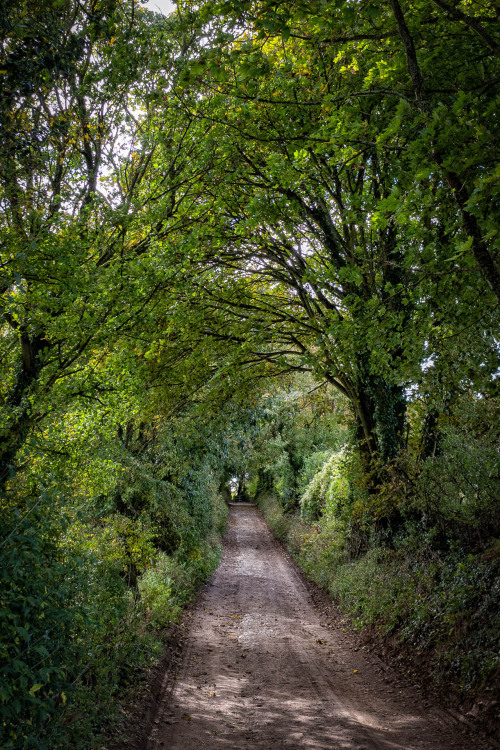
[258,492,500,734]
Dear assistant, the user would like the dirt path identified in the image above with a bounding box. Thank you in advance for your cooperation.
[148,504,486,750]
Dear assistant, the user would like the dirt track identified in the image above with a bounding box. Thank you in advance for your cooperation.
[148,504,487,750]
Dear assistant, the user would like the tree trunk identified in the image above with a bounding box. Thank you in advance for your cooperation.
[352,385,380,475]
[420,408,441,460]
[352,376,407,482]
[235,475,248,502]
[444,171,500,304]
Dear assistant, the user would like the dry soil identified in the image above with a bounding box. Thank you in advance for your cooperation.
[147,503,491,750]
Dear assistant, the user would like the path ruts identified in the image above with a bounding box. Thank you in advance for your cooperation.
[148,504,483,750]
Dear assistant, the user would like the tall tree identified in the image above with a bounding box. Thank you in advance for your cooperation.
[0,2,209,490]
[147,0,499,477]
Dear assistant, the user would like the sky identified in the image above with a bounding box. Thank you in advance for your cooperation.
[145,0,176,15]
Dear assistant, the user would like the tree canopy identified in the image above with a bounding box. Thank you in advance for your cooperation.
[0,0,499,745]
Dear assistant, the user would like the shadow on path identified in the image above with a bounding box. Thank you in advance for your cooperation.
[148,505,479,750]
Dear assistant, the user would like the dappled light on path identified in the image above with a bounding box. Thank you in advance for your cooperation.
[148,505,474,749]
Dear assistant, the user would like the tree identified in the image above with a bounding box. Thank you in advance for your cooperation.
[0,2,211,491]
[147,0,499,479]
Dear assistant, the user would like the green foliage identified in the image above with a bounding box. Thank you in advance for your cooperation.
[258,492,296,544]
[410,400,500,545]
[259,427,500,699]
[300,450,349,522]
[138,546,215,628]
[275,452,302,512]
[0,388,232,748]
[1,0,500,741]
[249,380,350,511]
[0,502,83,749]
[297,450,333,496]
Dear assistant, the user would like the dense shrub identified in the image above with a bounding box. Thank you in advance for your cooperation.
[0,503,83,749]
[412,432,500,547]
[259,435,500,701]
[300,449,349,522]
[257,492,296,543]
[297,450,334,497]
[0,399,231,750]
[0,489,225,750]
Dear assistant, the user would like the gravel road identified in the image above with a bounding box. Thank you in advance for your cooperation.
[148,503,487,750]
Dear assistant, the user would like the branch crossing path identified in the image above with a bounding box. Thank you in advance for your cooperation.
[148,504,482,750]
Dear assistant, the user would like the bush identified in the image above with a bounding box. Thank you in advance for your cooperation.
[300,449,349,522]
[412,428,500,546]
[0,503,83,750]
[297,450,333,496]
[257,492,296,541]
[260,449,500,700]
[138,553,182,627]
[0,479,227,750]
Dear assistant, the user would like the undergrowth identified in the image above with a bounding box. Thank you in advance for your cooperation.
[0,495,226,750]
[258,479,500,702]
[67,533,224,749]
